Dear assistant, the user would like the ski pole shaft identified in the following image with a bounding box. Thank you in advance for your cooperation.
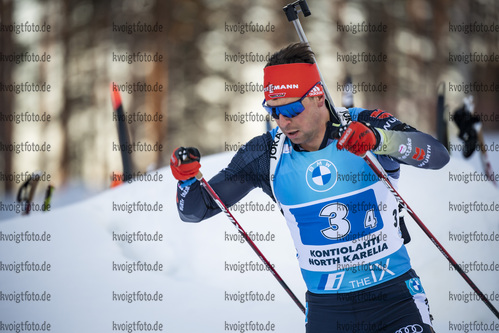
[477,129,497,187]
[464,96,497,188]
[196,172,306,314]
[110,84,134,181]
[42,185,54,212]
[364,155,499,319]
[284,0,350,124]
[283,0,499,319]
[16,171,42,215]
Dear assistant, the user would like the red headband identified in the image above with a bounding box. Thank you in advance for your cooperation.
[263,63,323,100]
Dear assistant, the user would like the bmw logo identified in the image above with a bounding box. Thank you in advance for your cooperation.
[306,159,337,192]
[405,278,425,295]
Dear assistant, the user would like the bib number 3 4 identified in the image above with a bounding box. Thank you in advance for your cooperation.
[320,202,378,240]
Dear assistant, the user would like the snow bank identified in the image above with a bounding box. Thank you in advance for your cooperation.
[1,145,498,332]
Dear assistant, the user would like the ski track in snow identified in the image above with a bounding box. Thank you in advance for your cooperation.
[0,134,498,332]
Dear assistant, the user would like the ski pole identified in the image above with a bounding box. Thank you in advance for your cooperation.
[16,171,42,215]
[463,96,497,188]
[436,82,449,150]
[362,151,499,319]
[283,0,499,319]
[195,172,306,314]
[42,185,54,212]
[110,84,134,182]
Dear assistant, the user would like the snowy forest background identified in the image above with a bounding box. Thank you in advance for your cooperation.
[0,0,498,197]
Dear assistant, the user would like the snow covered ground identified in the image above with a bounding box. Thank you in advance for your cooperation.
[0,134,498,333]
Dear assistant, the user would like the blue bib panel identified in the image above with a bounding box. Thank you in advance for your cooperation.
[273,136,412,293]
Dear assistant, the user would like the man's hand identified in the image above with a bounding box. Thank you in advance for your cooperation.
[170,147,201,181]
[336,121,379,157]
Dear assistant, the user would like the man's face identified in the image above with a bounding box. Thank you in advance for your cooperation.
[267,95,328,151]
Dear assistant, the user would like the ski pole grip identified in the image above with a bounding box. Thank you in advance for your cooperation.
[335,106,353,126]
[283,0,310,22]
[299,0,311,16]
[195,171,203,180]
[283,4,298,21]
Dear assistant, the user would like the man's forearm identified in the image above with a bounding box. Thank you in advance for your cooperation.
[374,128,450,169]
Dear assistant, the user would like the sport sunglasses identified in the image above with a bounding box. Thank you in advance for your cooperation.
[262,82,321,120]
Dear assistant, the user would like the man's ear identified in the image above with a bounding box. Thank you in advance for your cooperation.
[316,94,326,108]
